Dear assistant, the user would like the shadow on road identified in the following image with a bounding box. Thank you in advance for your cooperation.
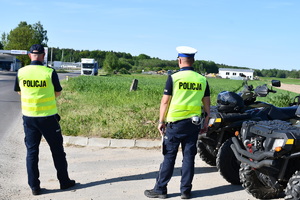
[40,166,245,198]
[75,166,218,189]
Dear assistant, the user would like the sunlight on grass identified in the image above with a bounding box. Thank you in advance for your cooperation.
[57,75,297,139]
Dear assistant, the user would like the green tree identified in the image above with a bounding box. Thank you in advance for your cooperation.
[253,69,262,77]
[1,33,8,47]
[103,52,119,73]
[199,60,218,73]
[4,21,48,65]
[79,50,90,58]
[276,71,286,78]
[136,54,151,60]
[0,41,3,49]
[119,58,132,70]
[289,70,300,78]
[32,21,48,46]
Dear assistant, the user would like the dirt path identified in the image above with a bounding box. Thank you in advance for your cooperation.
[279,83,300,94]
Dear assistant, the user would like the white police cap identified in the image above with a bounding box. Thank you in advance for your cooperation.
[176,46,198,58]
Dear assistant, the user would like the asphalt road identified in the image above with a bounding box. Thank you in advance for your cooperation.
[0,71,21,141]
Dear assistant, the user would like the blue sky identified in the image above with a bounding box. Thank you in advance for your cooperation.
[1,0,299,70]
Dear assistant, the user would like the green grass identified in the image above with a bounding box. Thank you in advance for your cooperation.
[58,74,166,139]
[259,77,300,85]
[57,75,298,139]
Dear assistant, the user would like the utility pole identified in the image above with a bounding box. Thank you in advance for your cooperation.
[51,47,53,66]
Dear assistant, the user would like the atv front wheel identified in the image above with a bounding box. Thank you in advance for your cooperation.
[240,163,281,199]
[285,171,300,200]
[197,140,216,166]
[216,138,241,185]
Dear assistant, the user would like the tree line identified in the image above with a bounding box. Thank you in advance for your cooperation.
[1,21,300,78]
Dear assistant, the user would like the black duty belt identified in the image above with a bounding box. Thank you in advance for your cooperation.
[168,118,191,124]
[168,116,202,126]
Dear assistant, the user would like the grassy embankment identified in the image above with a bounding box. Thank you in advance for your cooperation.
[57,75,298,139]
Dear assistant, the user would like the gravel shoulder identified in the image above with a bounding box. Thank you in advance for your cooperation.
[279,83,300,94]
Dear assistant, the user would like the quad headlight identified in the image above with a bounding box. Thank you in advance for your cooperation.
[208,118,216,126]
[271,138,294,152]
[208,118,221,126]
[271,139,285,151]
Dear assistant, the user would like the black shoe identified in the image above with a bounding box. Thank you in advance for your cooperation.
[144,189,167,199]
[60,180,76,190]
[32,188,41,195]
[181,192,191,199]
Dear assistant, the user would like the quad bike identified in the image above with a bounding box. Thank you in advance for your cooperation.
[231,117,300,199]
[197,79,300,184]
[198,80,281,166]
[216,96,300,185]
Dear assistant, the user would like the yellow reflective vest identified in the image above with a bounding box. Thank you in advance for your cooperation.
[18,65,58,117]
[166,70,207,122]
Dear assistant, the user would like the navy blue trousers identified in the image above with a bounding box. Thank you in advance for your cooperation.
[154,119,200,194]
[22,114,70,190]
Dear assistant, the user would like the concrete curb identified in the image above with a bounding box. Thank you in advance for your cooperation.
[63,135,161,148]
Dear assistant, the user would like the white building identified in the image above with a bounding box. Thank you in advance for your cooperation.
[218,68,254,80]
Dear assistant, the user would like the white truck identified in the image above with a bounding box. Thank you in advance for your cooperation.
[81,58,98,76]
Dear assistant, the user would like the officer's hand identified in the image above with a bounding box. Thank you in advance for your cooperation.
[158,123,166,136]
[200,125,208,134]
[200,116,209,134]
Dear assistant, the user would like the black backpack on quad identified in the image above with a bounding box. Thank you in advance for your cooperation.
[231,119,300,199]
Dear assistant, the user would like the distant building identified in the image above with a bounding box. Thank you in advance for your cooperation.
[218,68,254,80]
[50,61,81,69]
[0,53,22,71]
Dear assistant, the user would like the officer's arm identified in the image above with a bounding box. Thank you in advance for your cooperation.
[202,82,211,117]
[202,96,210,117]
[201,96,211,133]
[52,70,62,98]
[14,73,21,95]
[55,91,61,98]
[159,95,171,123]
[158,95,171,135]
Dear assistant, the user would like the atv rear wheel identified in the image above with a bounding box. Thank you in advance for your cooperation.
[216,138,241,185]
[197,140,216,166]
[285,171,300,200]
[240,163,281,199]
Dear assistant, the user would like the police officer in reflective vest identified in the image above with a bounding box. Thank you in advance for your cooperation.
[145,46,210,199]
[14,44,75,195]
